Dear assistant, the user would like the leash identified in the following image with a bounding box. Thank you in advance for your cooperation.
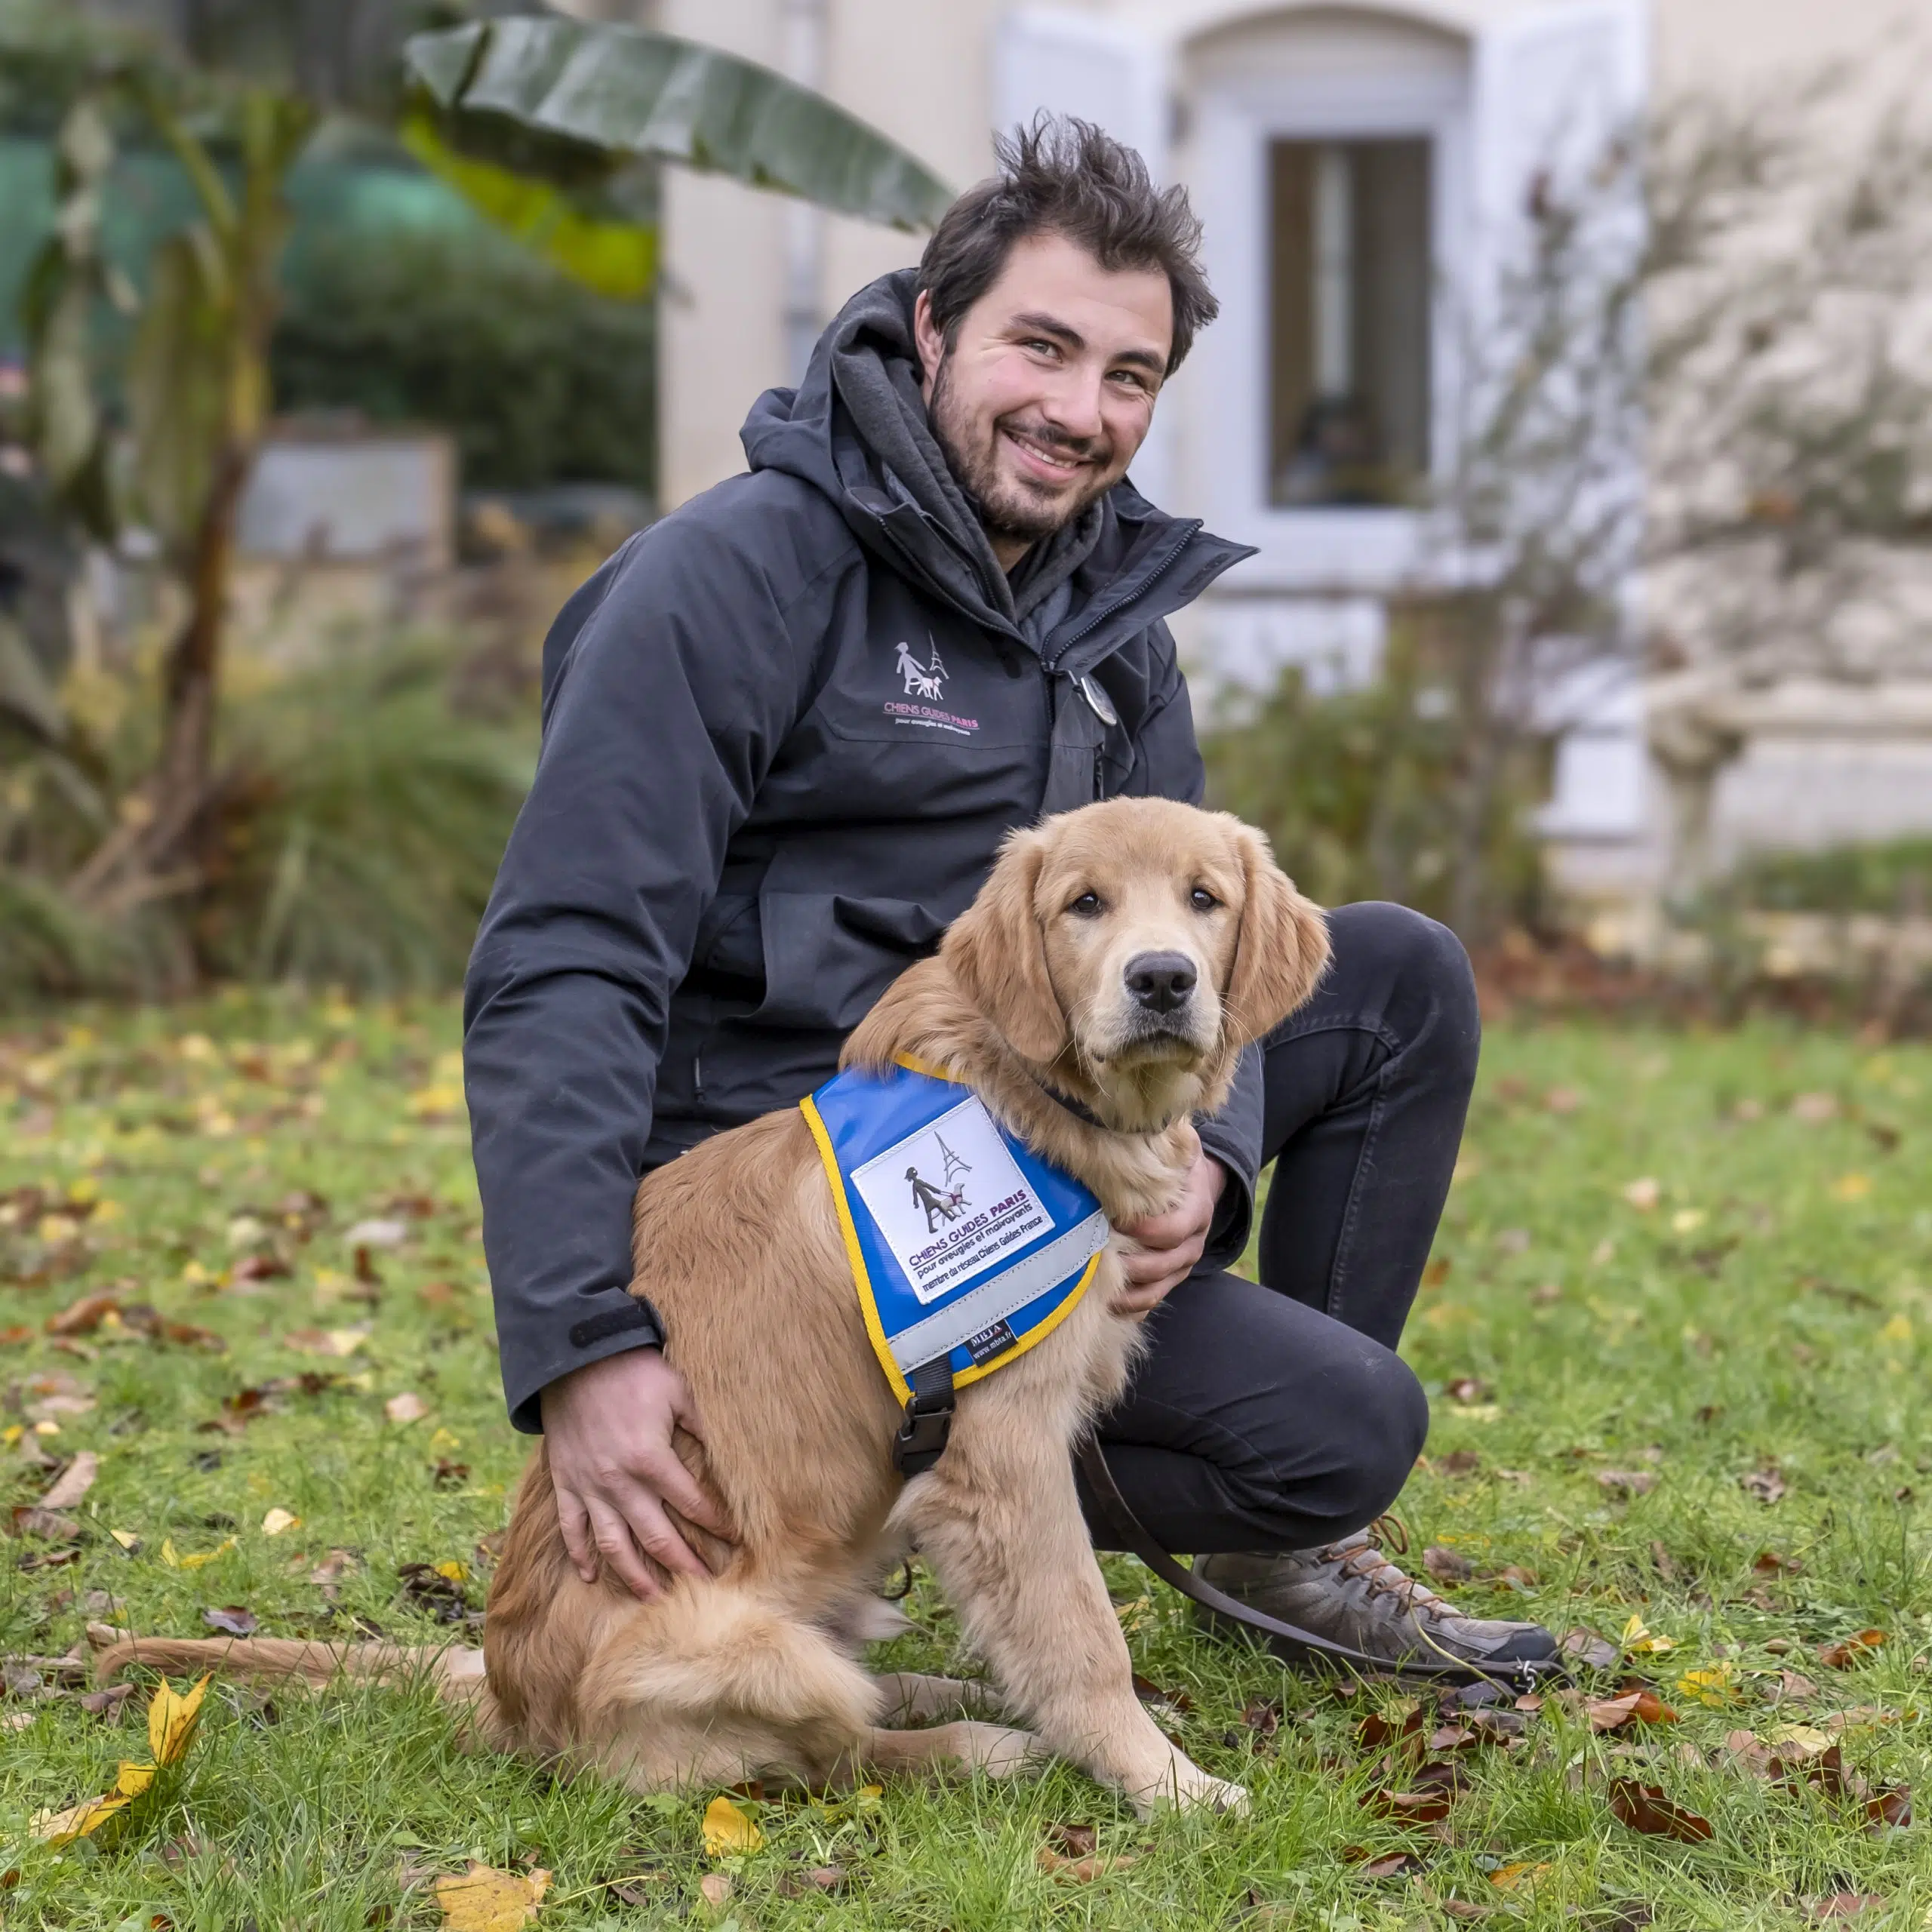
[1075,1441,1565,1693]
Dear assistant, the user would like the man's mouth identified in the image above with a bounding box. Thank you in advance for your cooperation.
[1001,424,1094,485]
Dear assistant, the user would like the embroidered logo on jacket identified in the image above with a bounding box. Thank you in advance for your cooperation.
[884,638,979,736]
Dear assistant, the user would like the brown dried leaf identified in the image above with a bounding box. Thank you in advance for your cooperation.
[1037,1846,1135,1881]
[1809,1897,1884,1920]
[1866,1784,1912,1832]
[1424,1546,1473,1585]
[1741,1467,1787,1505]
[38,1452,99,1512]
[1598,1469,1658,1498]
[1131,1673,1192,1714]
[202,1606,257,1637]
[384,1392,430,1426]
[46,1293,119,1337]
[1561,1628,1619,1670]
[1819,1630,1887,1669]
[1608,1779,1714,1842]
[1343,1847,1426,1877]
[1436,1450,1482,1477]
[1044,1822,1097,1857]
[1239,1698,1281,1737]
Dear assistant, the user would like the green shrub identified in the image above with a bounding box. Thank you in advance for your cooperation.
[1199,656,1549,934]
[271,223,656,493]
[1728,838,1932,917]
[0,637,534,1004]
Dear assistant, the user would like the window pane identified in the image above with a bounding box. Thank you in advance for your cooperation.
[1268,137,1432,509]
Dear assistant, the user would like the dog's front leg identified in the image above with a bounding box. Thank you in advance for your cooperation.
[893,1428,1245,1816]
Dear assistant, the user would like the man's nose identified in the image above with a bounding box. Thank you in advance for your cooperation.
[1124,951,1198,1015]
[1038,368,1106,443]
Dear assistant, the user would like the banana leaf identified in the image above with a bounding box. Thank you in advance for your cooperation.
[403,14,952,232]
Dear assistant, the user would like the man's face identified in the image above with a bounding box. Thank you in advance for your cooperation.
[915,232,1173,558]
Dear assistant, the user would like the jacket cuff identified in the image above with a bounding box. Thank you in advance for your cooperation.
[503,1291,664,1434]
[1195,1126,1255,1273]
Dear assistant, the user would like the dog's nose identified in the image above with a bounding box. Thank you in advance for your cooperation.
[1124,951,1198,1014]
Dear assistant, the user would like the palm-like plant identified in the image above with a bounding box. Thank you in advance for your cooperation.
[4,0,949,949]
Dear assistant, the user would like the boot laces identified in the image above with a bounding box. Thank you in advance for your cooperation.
[1318,1514,1446,1618]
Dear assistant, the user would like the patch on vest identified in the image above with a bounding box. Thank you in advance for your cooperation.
[848,1095,1049,1305]
[962,1318,1018,1366]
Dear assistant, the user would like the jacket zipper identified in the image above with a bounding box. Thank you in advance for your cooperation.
[693,1054,705,1103]
[1044,519,1202,674]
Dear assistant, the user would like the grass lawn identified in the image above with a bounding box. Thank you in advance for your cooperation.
[2,994,1930,1929]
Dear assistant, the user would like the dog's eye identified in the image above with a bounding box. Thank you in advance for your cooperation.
[1189,887,1221,912]
[1068,891,1103,918]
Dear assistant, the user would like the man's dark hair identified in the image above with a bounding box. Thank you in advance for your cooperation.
[917,115,1217,376]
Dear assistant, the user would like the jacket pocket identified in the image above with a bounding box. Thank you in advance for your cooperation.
[749,890,946,1032]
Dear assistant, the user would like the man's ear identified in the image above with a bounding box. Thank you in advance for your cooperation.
[942,827,1070,1064]
[1223,820,1331,1047]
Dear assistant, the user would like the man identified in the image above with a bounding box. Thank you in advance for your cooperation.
[464,118,1556,1674]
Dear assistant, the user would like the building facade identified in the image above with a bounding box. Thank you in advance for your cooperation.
[638,0,1930,920]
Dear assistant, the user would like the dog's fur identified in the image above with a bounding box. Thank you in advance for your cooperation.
[93,799,1328,1811]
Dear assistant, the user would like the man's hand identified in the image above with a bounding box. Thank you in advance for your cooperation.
[541,1347,735,1599]
[1112,1152,1226,1315]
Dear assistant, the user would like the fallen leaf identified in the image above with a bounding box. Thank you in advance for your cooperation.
[149,1674,210,1764]
[203,1606,258,1636]
[1489,1860,1552,1891]
[1361,1784,1456,1823]
[1588,1689,1678,1731]
[46,1292,120,1337]
[1608,1779,1714,1842]
[1436,1450,1482,1477]
[1239,1698,1281,1737]
[1623,1177,1661,1211]
[1445,1376,1492,1401]
[260,1507,300,1537]
[1830,1174,1873,1203]
[1777,1670,1820,1703]
[1819,1630,1887,1670]
[1343,1847,1425,1877]
[1743,1466,1787,1504]
[10,1506,79,1543]
[160,1536,235,1570]
[1865,1784,1912,1831]
[1809,1897,1884,1920]
[397,1561,470,1623]
[1561,1628,1619,1669]
[78,1683,135,1718]
[1045,1822,1097,1857]
[346,1218,410,1249]
[282,1327,369,1358]
[1425,1545,1474,1585]
[38,1452,99,1512]
[1131,1672,1193,1713]
[1546,1086,1583,1113]
[434,1863,550,1932]
[385,1392,430,1426]
[700,1793,762,1856]
[1620,1615,1675,1655]
[1676,1666,1739,1708]
[1598,1469,1659,1498]
[30,1791,130,1845]
[1037,1846,1136,1881]
[776,1864,848,1896]
[1791,1092,1838,1123]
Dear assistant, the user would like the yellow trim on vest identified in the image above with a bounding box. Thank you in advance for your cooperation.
[891,1051,953,1081]
[801,1068,1108,1411]
[800,1091,910,1403]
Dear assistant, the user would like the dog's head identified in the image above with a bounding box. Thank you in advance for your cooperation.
[941,798,1331,1124]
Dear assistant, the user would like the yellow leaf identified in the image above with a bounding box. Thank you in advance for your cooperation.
[109,1527,140,1551]
[429,1427,463,1453]
[148,1673,210,1764]
[114,1759,155,1797]
[1620,1613,1676,1654]
[1450,1403,1501,1422]
[1490,1860,1552,1891]
[172,1536,237,1570]
[701,1793,764,1856]
[2,1424,20,1446]
[1832,1173,1873,1202]
[1670,1208,1705,1234]
[1676,1665,1738,1707]
[434,1862,551,1932]
[261,1507,300,1537]
[1882,1314,1912,1344]
[30,1790,129,1844]
[435,1559,469,1583]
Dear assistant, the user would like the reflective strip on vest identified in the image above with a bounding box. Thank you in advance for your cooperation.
[800,1056,1109,1403]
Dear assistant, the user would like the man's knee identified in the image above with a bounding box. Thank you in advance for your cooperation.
[1325,901,1479,1086]
[1294,1344,1430,1538]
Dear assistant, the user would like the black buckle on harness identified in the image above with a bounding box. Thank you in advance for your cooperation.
[893,1359,956,1477]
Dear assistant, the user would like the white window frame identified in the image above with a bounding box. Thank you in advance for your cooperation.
[1189,57,1472,592]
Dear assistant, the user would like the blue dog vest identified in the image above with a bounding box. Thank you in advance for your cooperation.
[800,1057,1109,1407]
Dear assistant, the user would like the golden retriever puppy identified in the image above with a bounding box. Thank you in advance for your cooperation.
[94,798,1328,1814]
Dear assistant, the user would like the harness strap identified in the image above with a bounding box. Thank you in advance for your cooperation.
[893,1357,956,1477]
[1075,1440,1564,1692]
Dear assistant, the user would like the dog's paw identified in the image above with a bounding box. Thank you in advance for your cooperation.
[1134,1757,1249,1817]
[944,1719,1042,1779]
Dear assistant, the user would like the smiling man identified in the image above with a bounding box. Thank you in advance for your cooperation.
[464,118,1557,1677]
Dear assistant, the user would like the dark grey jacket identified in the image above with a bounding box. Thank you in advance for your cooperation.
[465,272,1259,1430]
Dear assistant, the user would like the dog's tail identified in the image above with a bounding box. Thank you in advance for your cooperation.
[87,1622,487,1702]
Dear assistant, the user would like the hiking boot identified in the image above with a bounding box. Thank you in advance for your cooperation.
[1195,1526,1559,1679]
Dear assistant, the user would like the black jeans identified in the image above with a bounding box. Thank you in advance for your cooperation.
[1075,902,1478,1556]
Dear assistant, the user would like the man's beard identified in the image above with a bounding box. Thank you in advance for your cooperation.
[928,354,1117,548]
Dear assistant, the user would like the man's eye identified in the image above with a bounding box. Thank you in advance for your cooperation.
[1189,887,1220,912]
[1069,891,1103,917]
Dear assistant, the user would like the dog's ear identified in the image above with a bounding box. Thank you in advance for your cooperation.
[942,827,1069,1064]
[1222,820,1331,1046]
